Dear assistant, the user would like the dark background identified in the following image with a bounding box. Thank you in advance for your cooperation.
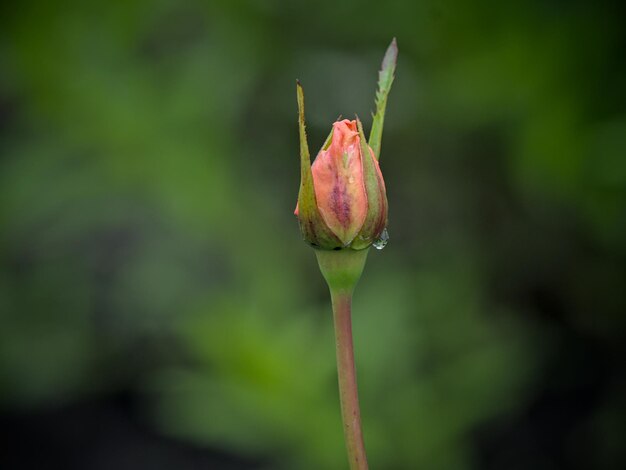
[1,0,625,469]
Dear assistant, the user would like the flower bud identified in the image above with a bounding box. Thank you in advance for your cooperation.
[294,83,388,250]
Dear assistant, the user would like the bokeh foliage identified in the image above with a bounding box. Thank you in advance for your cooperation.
[1,0,625,469]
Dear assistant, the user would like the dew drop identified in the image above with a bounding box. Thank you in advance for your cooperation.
[373,228,389,250]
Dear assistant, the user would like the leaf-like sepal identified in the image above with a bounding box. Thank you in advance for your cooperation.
[369,38,398,161]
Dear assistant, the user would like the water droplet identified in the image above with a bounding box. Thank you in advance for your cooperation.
[373,228,389,250]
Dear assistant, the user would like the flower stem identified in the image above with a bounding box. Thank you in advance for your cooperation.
[330,288,369,470]
[315,248,370,469]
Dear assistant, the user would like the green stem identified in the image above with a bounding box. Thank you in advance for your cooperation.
[331,289,369,470]
[315,249,369,470]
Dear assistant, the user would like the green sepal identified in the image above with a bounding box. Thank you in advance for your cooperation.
[296,81,342,249]
[369,38,397,161]
[351,118,388,250]
[321,126,334,151]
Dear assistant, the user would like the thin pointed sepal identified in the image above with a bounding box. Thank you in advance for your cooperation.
[295,82,342,249]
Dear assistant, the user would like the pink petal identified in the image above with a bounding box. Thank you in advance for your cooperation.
[311,120,368,245]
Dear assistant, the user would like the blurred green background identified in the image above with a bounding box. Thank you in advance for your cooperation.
[1,0,625,469]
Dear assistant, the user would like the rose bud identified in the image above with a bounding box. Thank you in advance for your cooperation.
[294,83,388,251]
